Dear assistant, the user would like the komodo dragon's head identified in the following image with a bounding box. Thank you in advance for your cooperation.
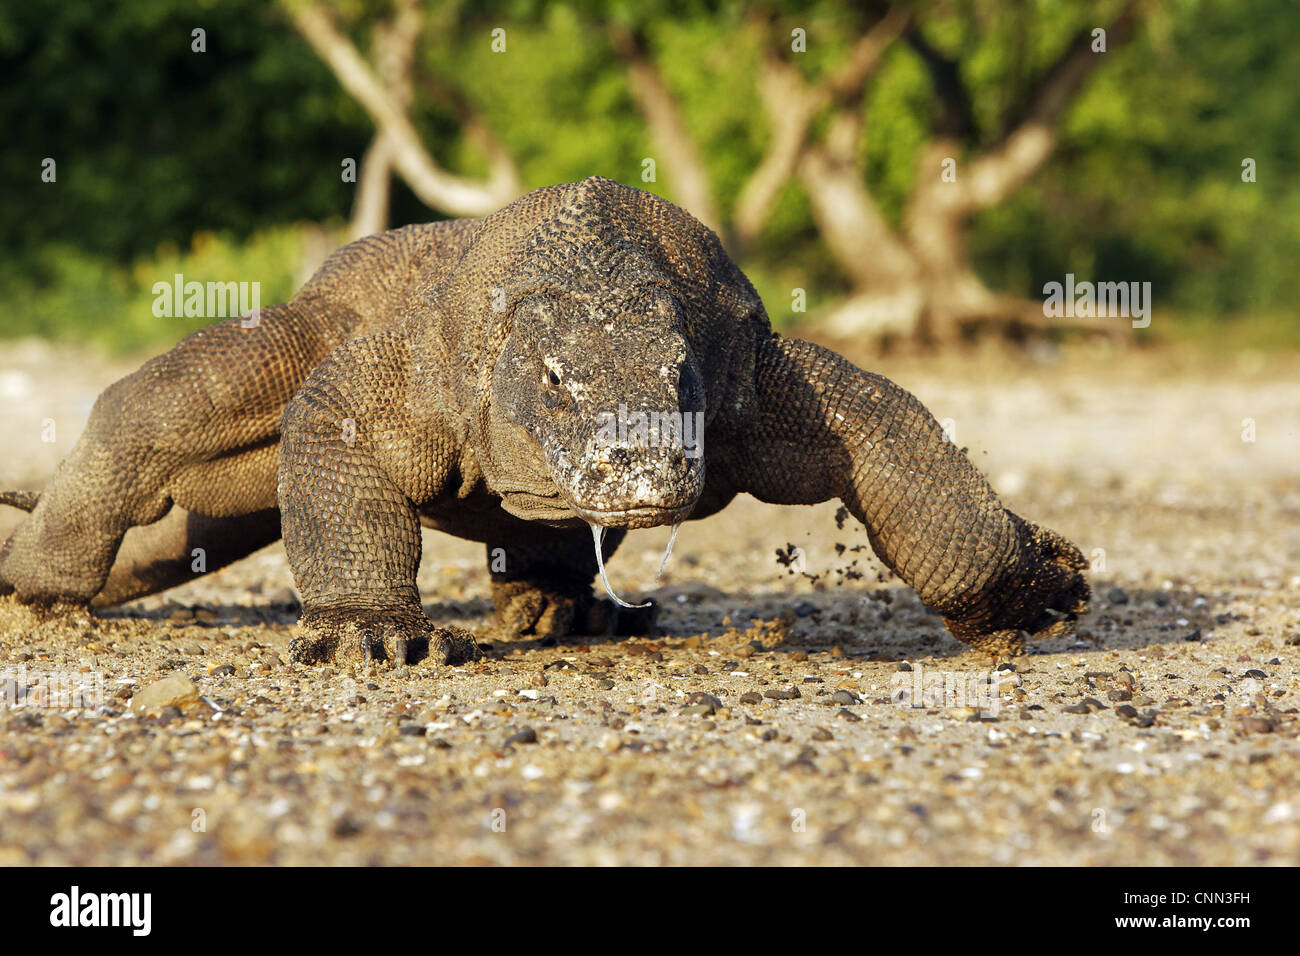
[490,279,707,536]
[433,178,746,605]
[423,178,764,603]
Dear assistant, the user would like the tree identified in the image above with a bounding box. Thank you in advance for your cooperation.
[281,0,522,231]
[609,0,1145,341]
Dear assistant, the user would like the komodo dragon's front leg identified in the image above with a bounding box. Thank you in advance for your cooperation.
[277,331,480,667]
[487,532,659,640]
[725,336,1089,657]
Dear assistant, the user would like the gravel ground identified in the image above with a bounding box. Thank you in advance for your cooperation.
[0,337,1297,866]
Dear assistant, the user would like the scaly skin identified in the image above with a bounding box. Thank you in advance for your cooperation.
[0,178,1089,665]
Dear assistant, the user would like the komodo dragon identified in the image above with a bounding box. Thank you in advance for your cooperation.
[0,177,1089,665]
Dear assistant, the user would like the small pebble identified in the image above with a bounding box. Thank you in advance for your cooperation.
[763,686,801,701]
[151,705,184,725]
[1240,717,1274,735]
[131,674,201,713]
[688,692,722,711]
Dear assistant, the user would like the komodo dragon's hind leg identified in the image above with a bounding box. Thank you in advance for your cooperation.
[724,335,1089,657]
[1,493,282,608]
[487,531,659,641]
[0,301,349,608]
[1,223,480,613]
[91,506,284,608]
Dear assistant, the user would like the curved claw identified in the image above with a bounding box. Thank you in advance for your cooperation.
[287,608,481,668]
[942,519,1091,654]
[0,491,39,513]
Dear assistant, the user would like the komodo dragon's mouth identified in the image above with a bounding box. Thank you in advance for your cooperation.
[571,502,692,527]
[498,491,690,610]
[499,489,692,529]
[497,490,581,524]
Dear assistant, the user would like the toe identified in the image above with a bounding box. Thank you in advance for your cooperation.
[427,626,481,665]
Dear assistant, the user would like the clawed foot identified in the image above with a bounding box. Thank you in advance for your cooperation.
[943,518,1091,656]
[287,607,481,667]
[492,581,659,642]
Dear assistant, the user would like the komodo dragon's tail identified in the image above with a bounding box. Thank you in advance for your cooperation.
[0,491,39,512]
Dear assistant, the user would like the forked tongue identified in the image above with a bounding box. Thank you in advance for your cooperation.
[589,523,650,609]
[656,521,682,581]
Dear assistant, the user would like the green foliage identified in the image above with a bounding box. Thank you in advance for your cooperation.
[2,0,1297,350]
[968,0,1300,326]
[0,0,384,262]
[2,225,321,352]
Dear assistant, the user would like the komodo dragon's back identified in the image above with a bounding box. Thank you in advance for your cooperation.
[299,219,482,336]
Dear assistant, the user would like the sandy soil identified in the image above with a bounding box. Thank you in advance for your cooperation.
[0,337,1297,865]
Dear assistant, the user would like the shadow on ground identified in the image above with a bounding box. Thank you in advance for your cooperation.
[83,580,1229,666]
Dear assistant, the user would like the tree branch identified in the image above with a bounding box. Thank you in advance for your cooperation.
[905,28,979,143]
[797,109,919,291]
[925,0,1143,216]
[608,24,722,234]
[283,0,520,219]
[415,69,521,204]
[734,6,911,246]
[824,4,912,103]
[1004,0,1141,136]
[348,0,421,239]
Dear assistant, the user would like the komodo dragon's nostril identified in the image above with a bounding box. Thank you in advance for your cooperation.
[592,447,630,472]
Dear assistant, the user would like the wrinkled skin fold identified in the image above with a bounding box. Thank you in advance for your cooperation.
[0,178,1089,663]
